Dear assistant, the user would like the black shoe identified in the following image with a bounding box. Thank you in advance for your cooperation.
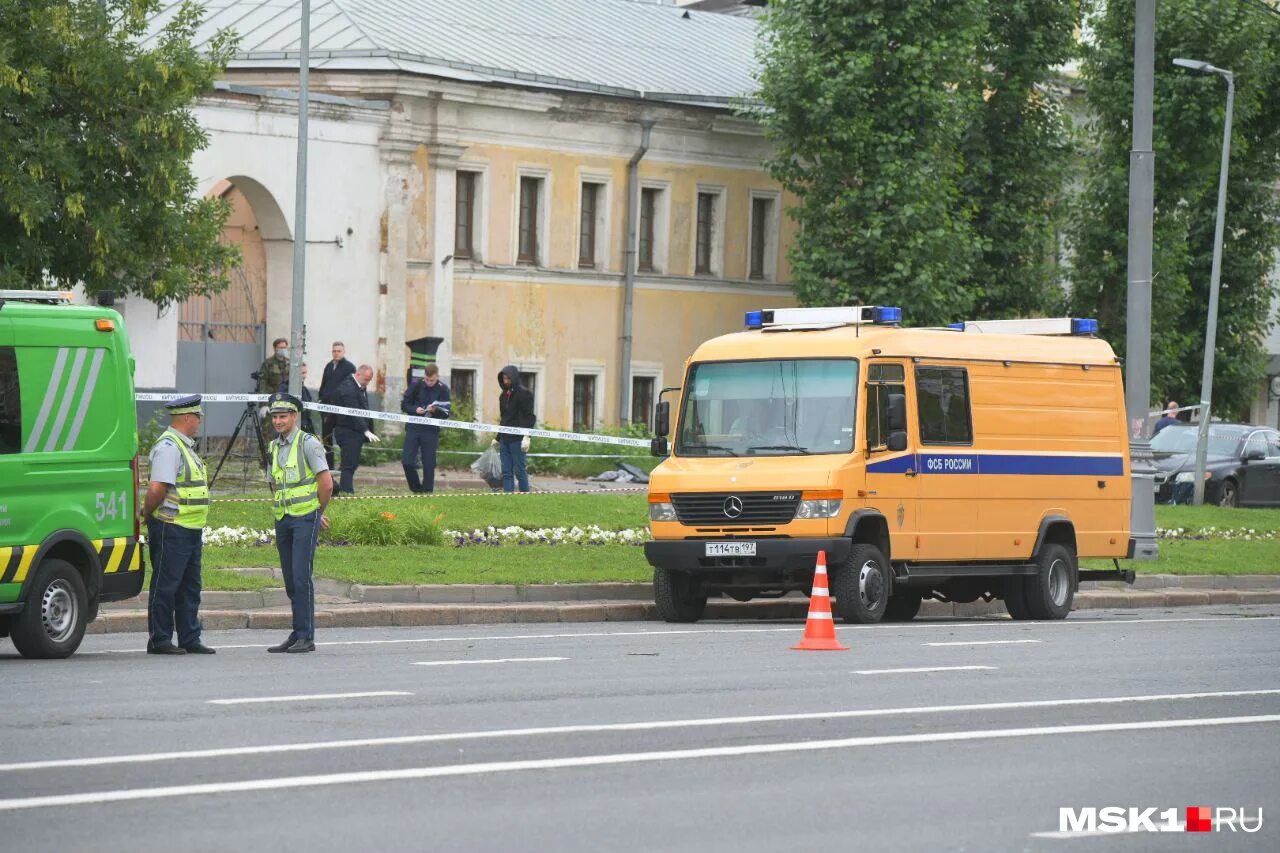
[284,638,316,654]
[147,643,187,655]
[267,636,297,653]
[181,642,216,655]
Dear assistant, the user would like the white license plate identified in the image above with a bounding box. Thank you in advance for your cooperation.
[705,542,757,557]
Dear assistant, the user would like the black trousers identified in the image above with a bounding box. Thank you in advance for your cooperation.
[402,427,440,492]
[321,414,336,470]
[333,426,364,493]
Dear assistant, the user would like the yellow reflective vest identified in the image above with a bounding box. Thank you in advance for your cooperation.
[156,428,209,529]
[270,431,320,520]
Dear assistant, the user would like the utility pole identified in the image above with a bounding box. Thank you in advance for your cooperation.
[287,0,311,398]
[1125,0,1159,560]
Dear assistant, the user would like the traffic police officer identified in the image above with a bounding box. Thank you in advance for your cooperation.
[265,393,333,653]
[142,395,214,655]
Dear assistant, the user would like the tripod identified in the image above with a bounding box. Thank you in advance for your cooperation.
[210,401,270,490]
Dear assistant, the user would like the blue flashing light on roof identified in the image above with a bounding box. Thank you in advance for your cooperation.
[873,306,902,325]
[1071,318,1099,336]
[948,322,966,331]
[745,310,764,330]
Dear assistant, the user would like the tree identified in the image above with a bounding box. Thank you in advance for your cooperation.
[755,0,986,326]
[0,0,239,306]
[958,0,1077,319]
[1069,0,1280,418]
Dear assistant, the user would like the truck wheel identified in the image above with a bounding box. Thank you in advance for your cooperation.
[1022,544,1075,620]
[653,569,707,623]
[10,559,88,659]
[884,590,923,622]
[1003,577,1033,620]
[830,544,889,624]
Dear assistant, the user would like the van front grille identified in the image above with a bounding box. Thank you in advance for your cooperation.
[671,492,800,526]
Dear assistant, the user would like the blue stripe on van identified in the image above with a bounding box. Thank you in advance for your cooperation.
[866,453,1124,476]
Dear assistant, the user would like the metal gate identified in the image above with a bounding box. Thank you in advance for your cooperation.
[176,266,266,438]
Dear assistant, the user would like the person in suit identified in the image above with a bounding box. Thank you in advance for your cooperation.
[401,364,451,493]
[319,341,356,469]
[332,364,379,494]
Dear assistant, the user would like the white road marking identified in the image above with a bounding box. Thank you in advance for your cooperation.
[1030,824,1188,840]
[7,688,1275,774]
[207,691,412,706]
[855,665,997,675]
[923,639,1044,647]
[2,715,1276,812]
[82,614,1280,655]
[411,657,567,667]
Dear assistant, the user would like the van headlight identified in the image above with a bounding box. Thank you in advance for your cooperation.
[648,492,677,522]
[795,491,842,519]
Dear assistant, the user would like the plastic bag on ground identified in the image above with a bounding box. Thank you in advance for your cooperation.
[471,445,504,490]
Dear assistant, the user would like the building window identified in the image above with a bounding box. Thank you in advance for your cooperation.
[696,192,716,275]
[450,368,475,406]
[638,187,658,272]
[915,366,973,445]
[518,176,542,264]
[579,182,601,269]
[518,371,538,401]
[573,374,597,431]
[749,196,774,280]
[0,346,20,453]
[631,376,655,430]
[455,171,477,259]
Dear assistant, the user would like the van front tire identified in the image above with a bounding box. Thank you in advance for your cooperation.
[11,559,88,659]
[831,544,889,624]
[653,569,707,623]
[884,590,923,622]
[1023,544,1075,620]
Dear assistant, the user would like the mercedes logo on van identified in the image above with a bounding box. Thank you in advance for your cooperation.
[722,496,744,519]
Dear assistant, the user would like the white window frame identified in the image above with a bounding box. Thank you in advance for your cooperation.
[629,361,664,429]
[637,179,671,275]
[513,360,545,422]
[448,355,484,417]
[576,171,612,272]
[691,184,726,277]
[566,359,607,432]
[747,189,782,282]
[454,162,489,263]
[514,166,552,266]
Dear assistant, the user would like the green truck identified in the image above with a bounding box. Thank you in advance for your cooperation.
[0,290,145,658]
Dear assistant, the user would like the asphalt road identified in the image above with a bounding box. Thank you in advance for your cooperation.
[2,605,1278,852]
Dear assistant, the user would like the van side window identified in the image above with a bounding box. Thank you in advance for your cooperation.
[866,363,906,450]
[0,346,19,453]
[915,365,972,445]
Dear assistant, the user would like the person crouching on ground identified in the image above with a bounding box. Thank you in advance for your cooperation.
[265,393,333,654]
[496,365,534,492]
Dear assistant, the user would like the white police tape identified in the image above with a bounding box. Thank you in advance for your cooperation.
[135,393,650,448]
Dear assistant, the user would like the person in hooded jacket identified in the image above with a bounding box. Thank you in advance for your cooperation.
[496,365,535,492]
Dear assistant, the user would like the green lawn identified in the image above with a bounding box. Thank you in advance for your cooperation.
[1083,539,1279,575]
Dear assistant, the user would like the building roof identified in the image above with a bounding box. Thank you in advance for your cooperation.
[147,0,760,106]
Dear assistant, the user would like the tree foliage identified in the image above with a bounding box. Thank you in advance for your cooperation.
[0,0,239,305]
[755,0,987,326]
[1069,0,1280,418]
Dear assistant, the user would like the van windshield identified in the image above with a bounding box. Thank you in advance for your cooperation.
[675,359,858,457]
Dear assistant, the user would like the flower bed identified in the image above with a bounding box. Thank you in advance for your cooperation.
[199,523,651,548]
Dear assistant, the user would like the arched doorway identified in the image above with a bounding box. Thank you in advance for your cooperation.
[177,177,290,437]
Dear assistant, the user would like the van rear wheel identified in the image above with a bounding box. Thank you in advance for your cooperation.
[830,544,889,624]
[1022,544,1075,620]
[10,559,88,659]
[1003,577,1033,620]
[653,569,707,623]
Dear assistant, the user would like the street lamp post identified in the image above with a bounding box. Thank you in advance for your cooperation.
[288,0,311,398]
[1172,58,1234,505]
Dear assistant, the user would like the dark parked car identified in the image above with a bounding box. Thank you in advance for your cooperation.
[1151,423,1280,507]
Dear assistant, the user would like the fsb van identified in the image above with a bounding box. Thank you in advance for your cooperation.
[644,306,1139,624]
[0,290,145,658]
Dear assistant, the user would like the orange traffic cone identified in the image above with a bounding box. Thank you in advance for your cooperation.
[792,550,848,651]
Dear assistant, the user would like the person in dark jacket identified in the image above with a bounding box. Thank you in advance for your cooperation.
[319,342,357,469]
[1152,401,1182,436]
[401,364,451,493]
[277,363,319,436]
[496,365,535,493]
[332,364,380,494]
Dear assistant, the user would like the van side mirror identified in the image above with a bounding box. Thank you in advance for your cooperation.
[887,393,906,432]
[887,430,908,452]
[651,436,669,457]
[654,401,670,438]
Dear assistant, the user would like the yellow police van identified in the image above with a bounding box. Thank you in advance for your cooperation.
[645,306,1138,624]
[0,290,145,658]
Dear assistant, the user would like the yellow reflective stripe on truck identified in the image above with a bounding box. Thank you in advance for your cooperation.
[13,547,36,583]
[91,538,142,574]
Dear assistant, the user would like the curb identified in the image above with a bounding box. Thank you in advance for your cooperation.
[86,588,1280,635]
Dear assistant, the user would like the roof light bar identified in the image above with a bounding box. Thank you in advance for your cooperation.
[0,289,74,304]
[744,305,903,331]
[951,317,1099,336]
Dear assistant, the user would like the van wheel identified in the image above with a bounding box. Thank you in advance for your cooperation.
[830,544,889,624]
[10,559,88,659]
[884,590,923,622]
[653,569,707,623]
[1003,577,1033,621]
[1023,544,1075,620]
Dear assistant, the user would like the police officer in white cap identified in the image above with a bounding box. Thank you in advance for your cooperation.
[142,394,214,655]
[264,392,333,653]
